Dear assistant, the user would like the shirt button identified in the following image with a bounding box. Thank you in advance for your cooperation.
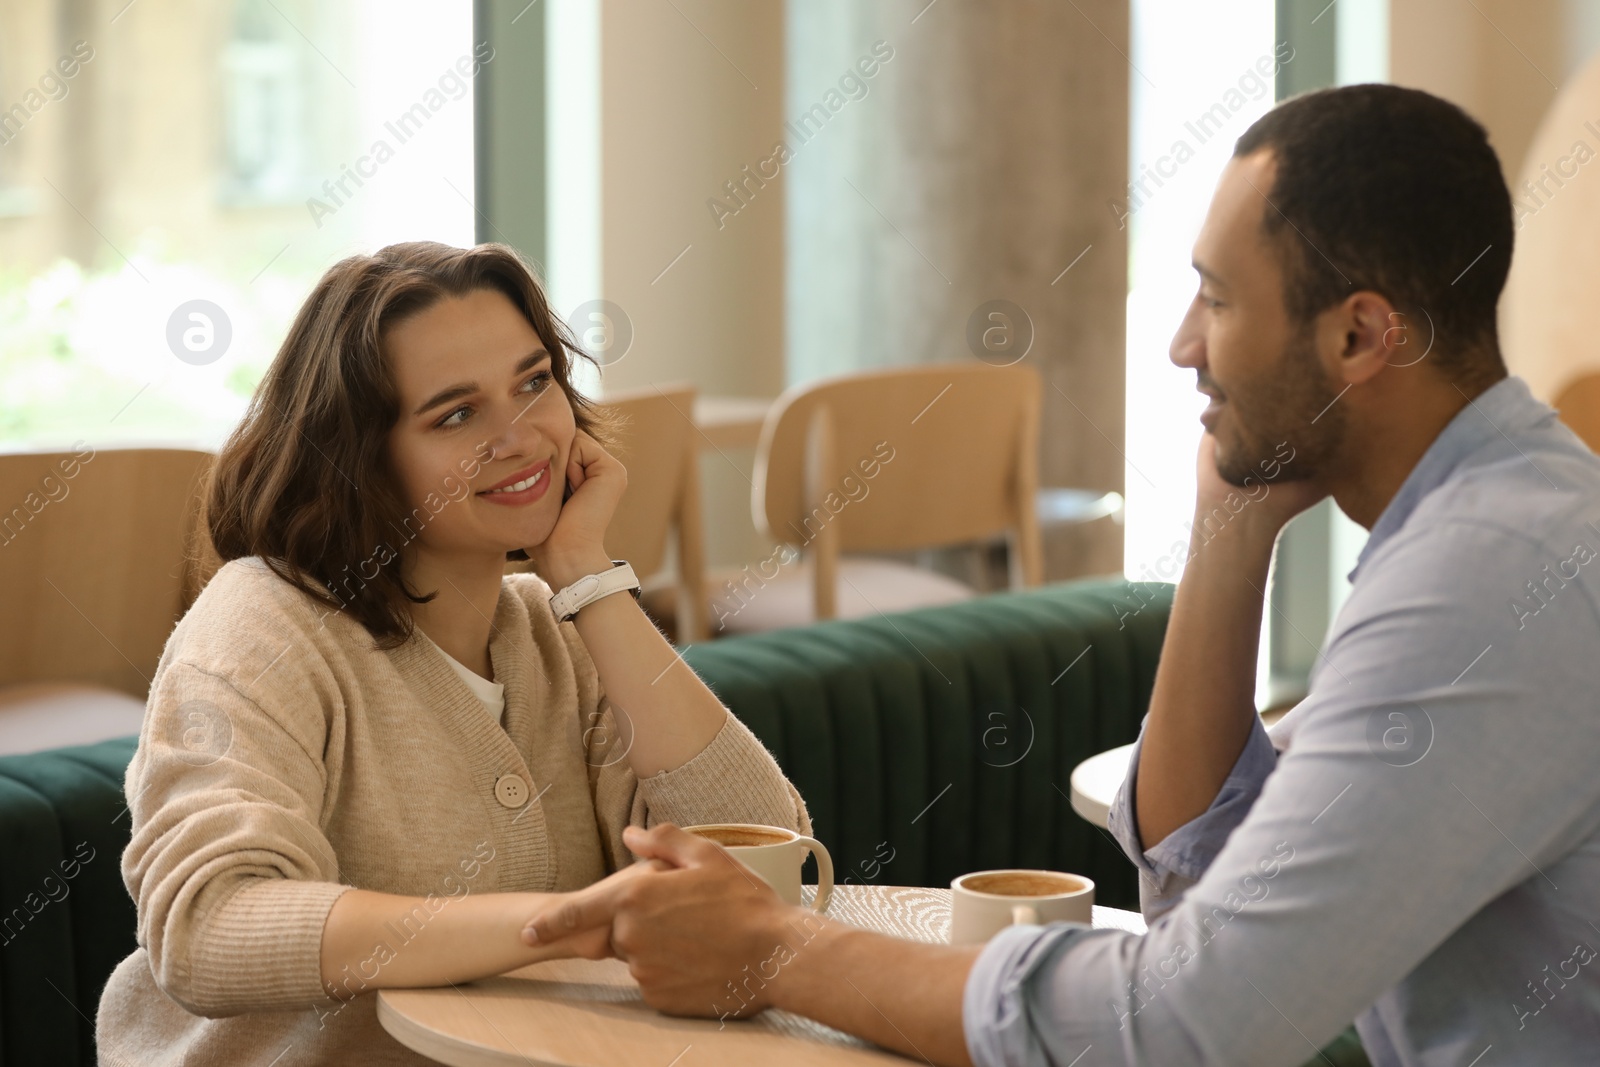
[494,774,528,809]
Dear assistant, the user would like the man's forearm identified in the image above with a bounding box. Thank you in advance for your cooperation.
[768,916,982,1066]
[1135,515,1277,848]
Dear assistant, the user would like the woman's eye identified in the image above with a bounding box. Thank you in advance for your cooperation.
[434,372,550,429]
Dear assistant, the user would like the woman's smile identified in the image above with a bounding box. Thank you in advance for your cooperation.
[479,457,554,506]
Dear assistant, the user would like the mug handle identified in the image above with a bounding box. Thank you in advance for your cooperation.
[797,836,834,913]
[1011,904,1040,926]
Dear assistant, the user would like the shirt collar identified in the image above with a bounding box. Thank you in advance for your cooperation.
[1349,376,1553,583]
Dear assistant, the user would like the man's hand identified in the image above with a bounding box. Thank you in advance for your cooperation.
[528,825,979,1064]
[519,857,674,964]
[1194,433,1325,548]
[523,824,812,1019]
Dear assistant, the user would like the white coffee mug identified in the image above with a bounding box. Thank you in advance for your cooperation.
[684,823,834,912]
[949,868,1094,944]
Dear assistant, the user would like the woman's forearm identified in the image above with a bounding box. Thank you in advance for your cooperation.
[318,887,575,997]
[549,550,728,778]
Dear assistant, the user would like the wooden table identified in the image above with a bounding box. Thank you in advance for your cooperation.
[1069,742,1136,829]
[692,396,773,450]
[1070,709,1294,830]
[378,883,1147,1066]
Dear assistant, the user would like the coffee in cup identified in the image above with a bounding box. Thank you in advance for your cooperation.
[690,825,794,848]
[949,868,1093,943]
[685,823,834,912]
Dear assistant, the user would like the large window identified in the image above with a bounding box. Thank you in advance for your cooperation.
[1124,1,1394,705]
[1122,0,1276,587]
[0,0,475,450]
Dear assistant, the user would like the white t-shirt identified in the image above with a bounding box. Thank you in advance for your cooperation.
[423,634,506,726]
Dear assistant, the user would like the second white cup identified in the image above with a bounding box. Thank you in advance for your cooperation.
[949,868,1094,943]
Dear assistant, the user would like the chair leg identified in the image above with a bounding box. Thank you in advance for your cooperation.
[1013,383,1044,588]
[805,405,839,621]
[675,433,708,643]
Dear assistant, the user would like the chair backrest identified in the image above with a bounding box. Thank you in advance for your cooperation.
[0,446,214,697]
[597,385,693,574]
[1501,46,1600,415]
[753,363,1042,612]
[593,385,708,641]
[1554,372,1600,453]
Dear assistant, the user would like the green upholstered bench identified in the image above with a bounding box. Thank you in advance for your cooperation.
[0,576,1366,1066]
[0,735,140,1066]
[682,576,1177,906]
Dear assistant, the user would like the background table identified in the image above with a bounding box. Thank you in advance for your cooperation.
[692,395,773,450]
[1069,708,1295,830]
[1069,741,1136,829]
[379,883,1146,1067]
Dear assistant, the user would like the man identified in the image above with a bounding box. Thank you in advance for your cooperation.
[524,84,1600,1065]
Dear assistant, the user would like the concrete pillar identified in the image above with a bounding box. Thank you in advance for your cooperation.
[786,0,1130,579]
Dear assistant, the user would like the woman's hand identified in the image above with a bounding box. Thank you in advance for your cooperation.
[522,856,676,962]
[528,428,628,589]
[517,912,616,964]
[522,827,799,1019]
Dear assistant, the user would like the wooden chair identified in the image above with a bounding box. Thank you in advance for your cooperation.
[0,447,213,754]
[570,385,709,643]
[1553,373,1600,452]
[1501,46,1600,446]
[714,363,1043,634]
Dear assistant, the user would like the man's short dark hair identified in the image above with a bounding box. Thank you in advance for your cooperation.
[1234,84,1513,382]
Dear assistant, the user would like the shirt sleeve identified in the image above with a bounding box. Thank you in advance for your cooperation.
[963,519,1600,1065]
[1106,714,1280,920]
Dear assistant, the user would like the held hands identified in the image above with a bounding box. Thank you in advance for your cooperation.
[527,428,628,589]
[522,824,803,1019]
[518,858,670,964]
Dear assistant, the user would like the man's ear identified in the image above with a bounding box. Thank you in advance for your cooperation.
[1324,290,1406,387]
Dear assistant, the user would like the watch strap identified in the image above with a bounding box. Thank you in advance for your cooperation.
[550,561,642,623]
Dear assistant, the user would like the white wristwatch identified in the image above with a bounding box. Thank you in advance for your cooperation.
[549,561,642,623]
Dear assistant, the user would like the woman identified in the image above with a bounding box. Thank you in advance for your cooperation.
[95,242,810,1065]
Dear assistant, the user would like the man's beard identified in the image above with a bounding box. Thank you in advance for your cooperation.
[1213,325,1344,488]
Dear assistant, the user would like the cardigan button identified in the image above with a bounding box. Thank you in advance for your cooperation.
[494,774,529,809]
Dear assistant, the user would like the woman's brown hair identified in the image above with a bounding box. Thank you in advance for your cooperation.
[206,241,610,648]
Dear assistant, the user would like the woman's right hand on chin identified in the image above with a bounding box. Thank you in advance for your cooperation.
[528,428,627,589]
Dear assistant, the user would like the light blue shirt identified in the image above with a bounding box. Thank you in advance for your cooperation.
[963,376,1600,1066]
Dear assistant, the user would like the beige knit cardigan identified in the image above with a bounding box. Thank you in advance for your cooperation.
[95,557,811,1066]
